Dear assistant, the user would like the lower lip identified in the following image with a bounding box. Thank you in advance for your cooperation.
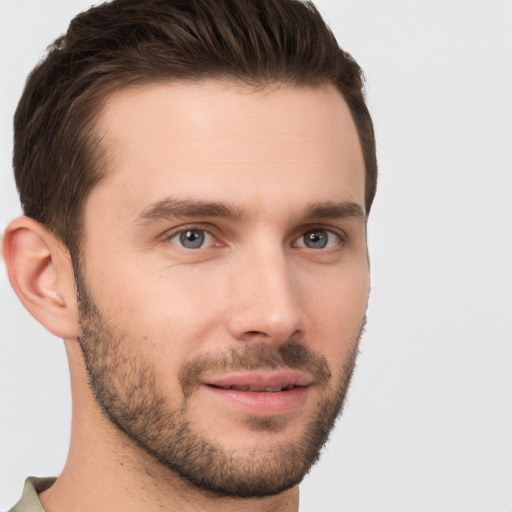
[201,385,309,417]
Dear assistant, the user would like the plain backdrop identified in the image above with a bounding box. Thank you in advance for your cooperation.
[1,1,511,511]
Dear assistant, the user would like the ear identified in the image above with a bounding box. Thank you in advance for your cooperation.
[2,216,78,339]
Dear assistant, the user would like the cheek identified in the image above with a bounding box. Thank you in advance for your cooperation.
[300,266,369,356]
[87,262,227,361]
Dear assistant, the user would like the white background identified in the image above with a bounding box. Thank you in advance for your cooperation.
[1,1,511,510]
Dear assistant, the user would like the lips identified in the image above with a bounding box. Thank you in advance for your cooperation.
[199,371,313,416]
[211,383,296,392]
[202,370,312,391]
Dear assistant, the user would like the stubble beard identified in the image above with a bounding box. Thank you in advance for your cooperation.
[75,272,364,498]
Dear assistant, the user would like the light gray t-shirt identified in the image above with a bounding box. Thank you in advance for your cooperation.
[9,477,55,512]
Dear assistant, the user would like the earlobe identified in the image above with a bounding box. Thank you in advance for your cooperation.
[2,216,78,339]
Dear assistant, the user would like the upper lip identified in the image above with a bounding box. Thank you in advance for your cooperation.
[201,370,313,392]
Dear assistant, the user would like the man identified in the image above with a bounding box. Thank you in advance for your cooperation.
[2,0,377,510]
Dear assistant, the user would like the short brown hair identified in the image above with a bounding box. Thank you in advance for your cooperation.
[14,0,377,254]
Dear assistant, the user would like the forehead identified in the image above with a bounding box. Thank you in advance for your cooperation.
[89,80,365,222]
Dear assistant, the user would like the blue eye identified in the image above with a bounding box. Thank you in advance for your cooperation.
[296,229,340,249]
[168,229,213,249]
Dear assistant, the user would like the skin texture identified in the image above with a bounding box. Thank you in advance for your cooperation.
[4,81,369,512]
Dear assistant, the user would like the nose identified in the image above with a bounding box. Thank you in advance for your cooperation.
[225,246,309,344]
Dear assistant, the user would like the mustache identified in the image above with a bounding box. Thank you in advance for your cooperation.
[179,341,332,398]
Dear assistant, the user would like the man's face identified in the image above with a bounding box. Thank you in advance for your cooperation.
[76,81,369,497]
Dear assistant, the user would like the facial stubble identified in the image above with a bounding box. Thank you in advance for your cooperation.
[75,273,364,498]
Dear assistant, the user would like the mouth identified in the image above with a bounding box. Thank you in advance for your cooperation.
[208,383,299,392]
[199,371,312,416]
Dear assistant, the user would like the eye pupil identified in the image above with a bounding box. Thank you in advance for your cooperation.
[179,230,205,249]
[304,230,328,249]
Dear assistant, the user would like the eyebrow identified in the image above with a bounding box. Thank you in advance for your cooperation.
[134,197,365,226]
[303,201,366,222]
[135,198,247,224]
